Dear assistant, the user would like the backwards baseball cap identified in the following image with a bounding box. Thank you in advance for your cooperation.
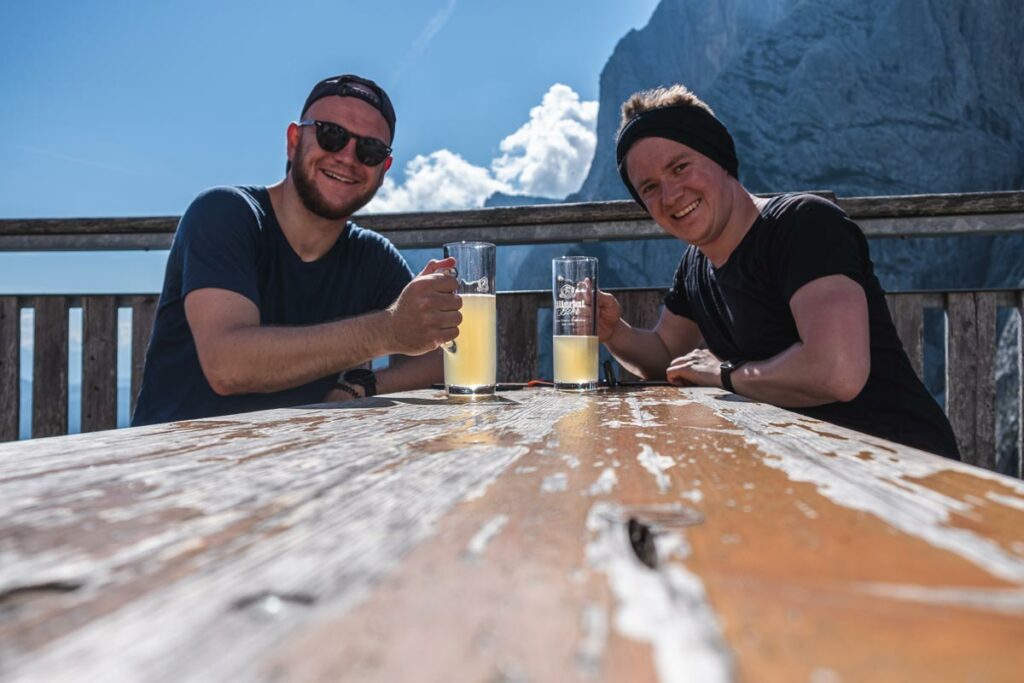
[301,74,396,141]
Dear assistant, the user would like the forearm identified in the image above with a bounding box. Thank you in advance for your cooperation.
[203,311,393,394]
[731,342,862,407]
[376,351,443,395]
[604,321,676,380]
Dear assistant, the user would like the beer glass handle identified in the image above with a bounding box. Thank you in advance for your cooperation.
[441,266,458,354]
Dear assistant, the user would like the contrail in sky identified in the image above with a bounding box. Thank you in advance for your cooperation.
[15,144,138,176]
[390,0,458,84]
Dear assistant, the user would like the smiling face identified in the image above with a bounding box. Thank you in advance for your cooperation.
[287,96,392,220]
[625,136,737,248]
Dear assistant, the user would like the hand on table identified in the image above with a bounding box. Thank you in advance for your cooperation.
[666,348,723,388]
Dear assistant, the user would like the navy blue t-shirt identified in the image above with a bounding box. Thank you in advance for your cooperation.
[132,186,413,426]
[664,193,960,459]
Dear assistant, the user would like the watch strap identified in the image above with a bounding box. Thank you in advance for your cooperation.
[342,368,377,398]
[333,382,360,399]
[720,360,747,393]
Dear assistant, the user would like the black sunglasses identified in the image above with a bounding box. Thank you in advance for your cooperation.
[297,120,392,167]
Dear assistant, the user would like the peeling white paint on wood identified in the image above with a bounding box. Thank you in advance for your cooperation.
[576,602,609,676]
[1,392,585,682]
[794,500,820,520]
[689,389,1024,583]
[464,514,509,560]
[679,489,704,504]
[541,472,569,493]
[986,492,1024,512]
[587,468,619,496]
[622,396,664,428]
[637,444,674,494]
[585,502,733,683]
[857,582,1024,615]
[6,386,1024,681]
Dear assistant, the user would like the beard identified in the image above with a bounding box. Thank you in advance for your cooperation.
[291,146,379,220]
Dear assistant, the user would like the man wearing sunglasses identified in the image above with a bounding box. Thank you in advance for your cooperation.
[132,74,459,426]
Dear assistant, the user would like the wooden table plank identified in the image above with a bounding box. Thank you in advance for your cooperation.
[2,388,1023,682]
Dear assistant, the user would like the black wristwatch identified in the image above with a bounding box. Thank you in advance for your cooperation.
[339,368,377,398]
[719,360,747,393]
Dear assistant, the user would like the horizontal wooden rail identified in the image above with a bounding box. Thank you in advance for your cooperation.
[1,288,1020,480]
[1,191,1023,251]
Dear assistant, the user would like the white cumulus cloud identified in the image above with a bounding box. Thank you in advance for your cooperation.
[369,150,505,213]
[364,84,597,213]
[492,84,599,198]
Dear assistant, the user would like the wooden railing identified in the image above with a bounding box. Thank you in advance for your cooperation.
[1,190,1023,251]
[1,191,1023,476]
[2,288,1021,474]
[0,294,157,441]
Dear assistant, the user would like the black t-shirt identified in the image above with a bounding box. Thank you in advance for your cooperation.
[664,193,960,459]
[132,186,413,426]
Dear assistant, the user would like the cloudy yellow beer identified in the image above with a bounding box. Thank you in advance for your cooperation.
[445,293,497,394]
[553,334,598,389]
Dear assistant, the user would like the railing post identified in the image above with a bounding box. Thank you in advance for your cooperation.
[130,296,158,420]
[497,292,544,383]
[887,293,926,379]
[614,289,666,380]
[32,296,70,438]
[82,296,119,432]
[1018,292,1023,479]
[0,297,19,442]
[946,293,997,470]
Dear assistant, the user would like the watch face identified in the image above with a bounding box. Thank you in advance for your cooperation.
[720,361,734,372]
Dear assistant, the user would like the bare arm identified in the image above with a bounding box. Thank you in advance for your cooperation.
[323,351,443,401]
[597,291,703,380]
[376,351,443,394]
[186,259,461,395]
[667,274,871,406]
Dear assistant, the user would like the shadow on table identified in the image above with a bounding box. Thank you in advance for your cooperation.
[713,392,756,403]
[302,392,521,411]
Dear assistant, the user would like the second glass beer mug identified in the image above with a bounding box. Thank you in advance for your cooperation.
[552,256,599,391]
[443,241,497,395]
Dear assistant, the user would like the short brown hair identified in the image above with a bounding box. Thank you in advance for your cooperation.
[618,85,716,136]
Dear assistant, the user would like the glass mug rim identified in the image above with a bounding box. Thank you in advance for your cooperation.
[444,240,495,249]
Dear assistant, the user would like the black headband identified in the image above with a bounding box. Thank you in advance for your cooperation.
[615,105,739,208]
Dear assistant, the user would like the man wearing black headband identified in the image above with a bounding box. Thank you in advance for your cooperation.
[132,74,460,426]
[599,84,959,459]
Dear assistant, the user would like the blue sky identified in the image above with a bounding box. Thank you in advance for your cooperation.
[0,0,659,294]
[0,0,658,218]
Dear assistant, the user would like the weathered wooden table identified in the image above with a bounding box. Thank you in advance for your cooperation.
[2,387,1023,682]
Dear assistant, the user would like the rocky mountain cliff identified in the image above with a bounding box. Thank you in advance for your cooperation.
[567,0,1024,290]
[574,0,1024,202]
